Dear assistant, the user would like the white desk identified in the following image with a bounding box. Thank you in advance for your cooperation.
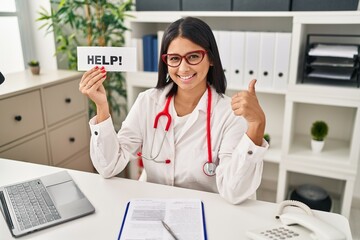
[0,158,353,240]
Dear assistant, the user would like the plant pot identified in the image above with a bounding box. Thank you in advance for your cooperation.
[30,66,40,75]
[311,139,324,153]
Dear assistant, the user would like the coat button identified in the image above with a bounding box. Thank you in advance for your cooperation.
[94,131,98,135]
[247,150,253,155]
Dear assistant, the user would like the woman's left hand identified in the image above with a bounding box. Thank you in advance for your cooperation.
[231,79,266,146]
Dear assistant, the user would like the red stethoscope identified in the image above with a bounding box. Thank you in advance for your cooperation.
[137,85,216,176]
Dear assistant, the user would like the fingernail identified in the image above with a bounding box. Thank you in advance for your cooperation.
[95,66,99,70]
[102,74,107,78]
[100,66,105,70]
[101,69,106,73]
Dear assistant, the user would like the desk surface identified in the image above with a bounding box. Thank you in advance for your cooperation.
[0,159,352,240]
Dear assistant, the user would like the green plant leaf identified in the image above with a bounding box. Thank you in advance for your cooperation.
[37,0,134,118]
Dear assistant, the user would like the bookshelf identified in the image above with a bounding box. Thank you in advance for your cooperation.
[124,11,360,218]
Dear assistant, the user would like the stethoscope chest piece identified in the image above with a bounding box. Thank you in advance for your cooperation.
[203,162,216,176]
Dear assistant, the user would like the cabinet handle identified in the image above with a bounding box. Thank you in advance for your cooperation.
[249,70,254,75]
[263,71,268,76]
[278,72,283,77]
[69,137,75,143]
[235,69,239,74]
[65,98,72,103]
[14,115,22,122]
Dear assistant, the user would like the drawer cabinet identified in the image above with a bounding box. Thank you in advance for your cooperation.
[57,151,94,173]
[0,134,48,165]
[44,79,86,126]
[50,116,88,165]
[0,90,44,146]
[0,70,92,172]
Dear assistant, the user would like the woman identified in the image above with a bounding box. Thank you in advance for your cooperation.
[79,17,268,204]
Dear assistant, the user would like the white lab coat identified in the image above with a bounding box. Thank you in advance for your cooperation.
[89,83,268,204]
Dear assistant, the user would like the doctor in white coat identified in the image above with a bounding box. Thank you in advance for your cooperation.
[79,17,268,204]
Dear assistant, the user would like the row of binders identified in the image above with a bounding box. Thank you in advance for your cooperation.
[131,31,164,72]
[131,30,292,91]
[214,31,292,91]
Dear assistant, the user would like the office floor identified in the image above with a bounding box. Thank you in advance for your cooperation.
[257,188,360,240]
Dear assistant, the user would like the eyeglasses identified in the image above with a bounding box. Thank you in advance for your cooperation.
[161,50,207,67]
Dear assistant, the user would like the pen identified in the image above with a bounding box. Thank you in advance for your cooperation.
[161,220,179,240]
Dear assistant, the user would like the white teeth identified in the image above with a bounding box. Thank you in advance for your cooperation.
[179,74,194,80]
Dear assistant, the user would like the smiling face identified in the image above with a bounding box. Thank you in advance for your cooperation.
[166,37,211,95]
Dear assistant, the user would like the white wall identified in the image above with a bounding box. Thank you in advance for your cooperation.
[28,1,57,70]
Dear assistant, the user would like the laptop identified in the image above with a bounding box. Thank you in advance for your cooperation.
[0,171,95,237]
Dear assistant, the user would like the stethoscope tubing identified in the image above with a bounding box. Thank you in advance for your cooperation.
[140,85,215,175]
[206,84,213,164]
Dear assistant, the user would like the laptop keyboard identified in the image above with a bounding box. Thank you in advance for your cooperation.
[6,180,61,230]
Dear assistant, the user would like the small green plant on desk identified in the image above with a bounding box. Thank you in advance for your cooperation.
[28,60,40,75]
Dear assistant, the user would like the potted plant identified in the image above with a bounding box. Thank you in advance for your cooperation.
[28,60,40,75]
[264,133,270,145]
[310,120,329,153]
[37,0,133,122]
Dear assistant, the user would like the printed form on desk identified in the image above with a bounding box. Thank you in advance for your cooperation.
[118,198,207,240]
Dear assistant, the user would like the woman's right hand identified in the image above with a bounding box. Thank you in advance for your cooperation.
[79,66,110,122]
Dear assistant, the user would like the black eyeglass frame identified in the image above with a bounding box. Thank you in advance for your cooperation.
[161,50,208,67]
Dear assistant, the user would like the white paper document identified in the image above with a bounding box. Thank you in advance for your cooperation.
[308,68,354,80]
[77,46,137,72]
[308,44,358,59]
[118,199,207,240]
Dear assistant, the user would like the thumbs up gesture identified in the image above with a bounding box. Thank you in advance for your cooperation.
[231,79,266,146]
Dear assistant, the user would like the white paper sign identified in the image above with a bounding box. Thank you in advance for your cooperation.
[77,46,137,72]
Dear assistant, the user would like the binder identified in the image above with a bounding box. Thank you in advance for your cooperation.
[212,30,220,48]
[218,31,232,85]
[131,38,144,71]
[229,31,246,89]
[157,30,164,58]
[142,34,155,72]
[258,32,276,89]
[118,199,207,240]
[244,32,261,85]
[152,36,158,71]
[273,32,292,90]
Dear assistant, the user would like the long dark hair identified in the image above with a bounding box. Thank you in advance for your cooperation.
[156,17,226,96]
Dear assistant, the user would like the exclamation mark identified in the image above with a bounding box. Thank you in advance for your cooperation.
[119,56,122,65]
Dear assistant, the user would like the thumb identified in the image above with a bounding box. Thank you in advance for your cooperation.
[248,79,257,94]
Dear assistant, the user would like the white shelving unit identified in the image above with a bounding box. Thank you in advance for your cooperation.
[124,11,360,218]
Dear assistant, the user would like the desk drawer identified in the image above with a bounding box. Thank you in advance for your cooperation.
[49,116,89,165]
[44,79,86,125]
[0,134,48,165]
[0,90,44,146]
[57,151,94,173]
